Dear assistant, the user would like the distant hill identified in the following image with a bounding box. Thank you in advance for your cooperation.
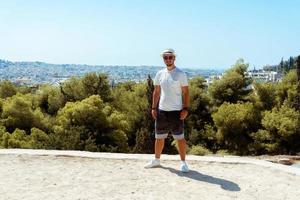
[0,59,222,86]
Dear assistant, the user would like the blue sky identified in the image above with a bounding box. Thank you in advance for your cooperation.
[0,0,299,69]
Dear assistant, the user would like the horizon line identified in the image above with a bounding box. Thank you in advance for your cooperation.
[0,58,226,71]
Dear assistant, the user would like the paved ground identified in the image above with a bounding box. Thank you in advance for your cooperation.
[1,149,300,200]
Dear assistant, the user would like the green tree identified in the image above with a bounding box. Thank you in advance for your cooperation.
[1,128,31,148]
[251,105,300,154]
[295,56,300,111]
[0,125,8,148]
[185,77,217,150]
[252,82,277,110]
[276,70,298,107]
[81,73,112,102]
[54,95,129,152]
[29,128,51,149]
[1,94,51,133]
[209,59,252,107]
[187,77,212,130]
[60,73,112,102]
[60,77,84,101]
[212,102,260,155]
[34,85,65,115]
[0,80,17,99]
[111,81,148,149]
[134,75,155,153]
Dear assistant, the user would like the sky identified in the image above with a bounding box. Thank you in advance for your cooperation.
[0,0,299,69]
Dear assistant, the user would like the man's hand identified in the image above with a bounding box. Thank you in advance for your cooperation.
[151,109,157,120]
[180,109,188,120]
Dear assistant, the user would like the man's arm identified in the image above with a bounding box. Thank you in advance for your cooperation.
[152,85,161,108]
[151,85,161,119]
[182,86,190,108]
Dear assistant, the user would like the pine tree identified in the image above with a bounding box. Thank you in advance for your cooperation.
[134,75,155,153]
[297,56,300,82]
[295,56,300,111]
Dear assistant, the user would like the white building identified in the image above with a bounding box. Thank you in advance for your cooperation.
[246,70,281,82]
[205,75,223,85]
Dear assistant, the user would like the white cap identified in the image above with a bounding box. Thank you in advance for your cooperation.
[161,48,176,57]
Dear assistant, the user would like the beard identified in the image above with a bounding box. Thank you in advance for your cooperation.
[166,62,174,67]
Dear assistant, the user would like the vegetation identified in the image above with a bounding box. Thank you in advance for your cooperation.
[0,56,299,155]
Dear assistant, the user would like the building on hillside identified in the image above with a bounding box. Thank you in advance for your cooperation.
[205,75,223,85]
[246,69,282,83]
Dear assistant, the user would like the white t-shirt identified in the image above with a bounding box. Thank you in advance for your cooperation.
[153,67,188,111]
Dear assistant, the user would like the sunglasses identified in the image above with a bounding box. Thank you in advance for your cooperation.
[163,56,174,60]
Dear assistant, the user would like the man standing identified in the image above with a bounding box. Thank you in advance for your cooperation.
[145,48,190,172]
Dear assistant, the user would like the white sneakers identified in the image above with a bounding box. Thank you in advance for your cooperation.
[144,159,189,173]
[180,161,189,173]
[144,158,161,168]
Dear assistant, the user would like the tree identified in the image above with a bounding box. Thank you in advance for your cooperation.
[60,73,112,102]
[134,75,155,153]
[34,85,65,115]
[212,102,260,155]
[1,94,35,132]
[29,128,51,149]
[252,82,277,110]
[297,55,300,81]
[209,59,252,107]
[276,70,298,107]
[0,125,8,148]
[295,56,300,111]
[1,128,31,148]
[111,81,148,149]
[251,105,300,154]
[81,73,112,102]
[185,77,216,149]
[1,94,50,133]
[187,77,212,130]
[0,81,17,99]
[54,95,129,152]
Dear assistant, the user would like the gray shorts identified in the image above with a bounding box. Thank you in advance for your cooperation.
[155,109,185,140]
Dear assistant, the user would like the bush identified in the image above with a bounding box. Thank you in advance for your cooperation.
[187,124,218,151]
[29,128,51,149]
[188,145,212,156]
[2,129,32,148]
[216,149,232,156]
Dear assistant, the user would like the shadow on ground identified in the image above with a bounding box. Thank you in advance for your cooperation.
[160,166,241,192]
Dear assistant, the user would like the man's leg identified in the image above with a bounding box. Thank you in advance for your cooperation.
[175,137,189,172]
[154,110,167,159]
[144,136,166,168]
[145,109,168,168]
[177,138,186,161]
[155,138,165,159]
[171,112,189,172]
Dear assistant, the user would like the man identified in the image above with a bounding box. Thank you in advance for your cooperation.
[145,48,190,172]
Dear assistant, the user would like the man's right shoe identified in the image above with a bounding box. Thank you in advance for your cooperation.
[144,159,161,168]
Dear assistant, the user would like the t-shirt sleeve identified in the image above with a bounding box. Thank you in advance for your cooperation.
[153,71,161,85]
[180,72,188,86]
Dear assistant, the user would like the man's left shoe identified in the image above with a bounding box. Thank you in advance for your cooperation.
[180,161,189,173]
